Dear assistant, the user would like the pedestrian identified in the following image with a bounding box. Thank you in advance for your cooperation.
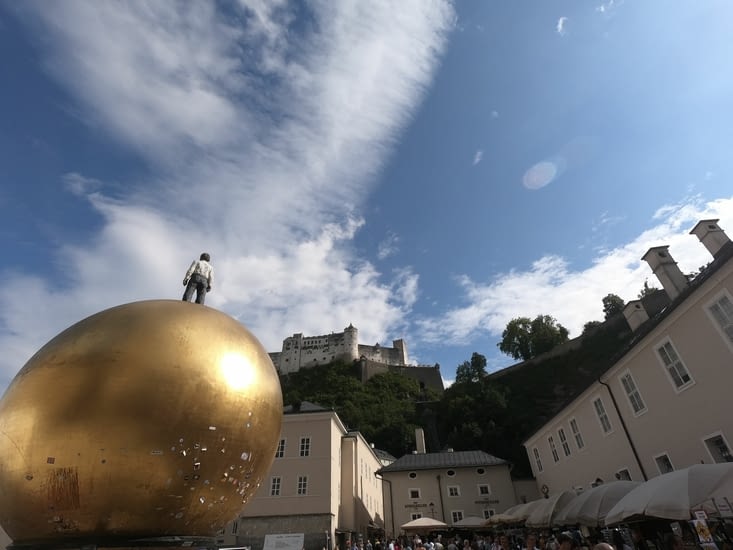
[182,252,214,305]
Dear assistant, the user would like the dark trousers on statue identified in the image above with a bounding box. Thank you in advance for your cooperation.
[182,274,208,305]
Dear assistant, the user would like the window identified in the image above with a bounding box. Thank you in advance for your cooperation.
[533,447,543,473]
[657,341,693,390]
[451,511,464,523]
[446,469,456,476]
[409,488,421,499]
[411,513,422,520]
[270,476,281,496]
[448,485,460,497]
[275,439,285,458]
[408,472,417,479]
[593,397,613,433]
[655,454,674,474]
[548,436,559,463]
[231,520,239,535]
[478,484,491,496]
[620,371,646,414]
[476,468,485,475]
[558,428,571,457]
[704,434,733,463]
[299,437,311,457]
[483,509,495,519]
[570,418,585,449]
[709,294,733,345]
[297,475,308,495]
[616,469,632,481]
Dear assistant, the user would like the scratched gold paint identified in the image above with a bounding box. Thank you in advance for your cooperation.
[0,300,282,544]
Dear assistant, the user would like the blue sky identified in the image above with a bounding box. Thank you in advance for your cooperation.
[2,1,733,390]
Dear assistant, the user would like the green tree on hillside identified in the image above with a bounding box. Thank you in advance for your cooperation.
[455,352,488,383]
[439,353,509,453]
[279,361,437,457]
[582,320,602,335]
[637,279,658,298]
[602,293,625,319]
[498,315,569,361]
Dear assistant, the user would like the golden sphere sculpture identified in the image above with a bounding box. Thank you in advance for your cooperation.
[0,300,283,545]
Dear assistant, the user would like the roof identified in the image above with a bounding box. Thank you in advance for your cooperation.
[377,450,507,473]
[283,400,330,414]
[374,448,397,463]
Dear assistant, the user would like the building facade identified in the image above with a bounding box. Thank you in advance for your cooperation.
[219,403,387,550]
[377,445,519,537]
[269,325,408,374]
[523,219,733,497]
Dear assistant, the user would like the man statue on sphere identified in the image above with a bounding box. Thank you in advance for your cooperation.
[182,253,214,305]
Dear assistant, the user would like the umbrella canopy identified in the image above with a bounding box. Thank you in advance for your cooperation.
[605,463,733,524]
[503,499,546,523]
[555,481,640,527]
[452,516,486,528]
[525,491,576,528]
[400,517,449,531]
[485,505,522,526]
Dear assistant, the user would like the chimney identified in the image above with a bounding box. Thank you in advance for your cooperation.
[642,246,688,300]
[415,428,426,454]
[623,300,649,332]
[690,219,731,258]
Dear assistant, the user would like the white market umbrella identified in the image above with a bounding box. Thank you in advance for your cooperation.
[505,499,547,523]
[400,517,449,531]
[555,481,640,527]
[485,504,522,526]
[525,491,576,528]
[605,463,733,524]
[452,516,486,528]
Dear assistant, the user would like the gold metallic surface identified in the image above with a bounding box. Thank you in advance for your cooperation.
[0,300,283,544]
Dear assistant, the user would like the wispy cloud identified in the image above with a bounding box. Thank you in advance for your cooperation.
[416,196,733,345]
[377,231,400,260]
[0,1,454,387]
[592,210,626,233]
[556,16,568,36]
[597,0,623,14]
[473,149,484,166]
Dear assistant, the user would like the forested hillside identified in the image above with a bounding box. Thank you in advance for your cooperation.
[278,314,632,478]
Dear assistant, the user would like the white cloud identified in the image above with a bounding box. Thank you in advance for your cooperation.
[592,210,626,233]
[0,1,454,387]
[556,16,568,36]
[473,149,483,166]
[63,172,103,196]
[377,231,400,260]
[597,0,623,14]
[416,195,733,345]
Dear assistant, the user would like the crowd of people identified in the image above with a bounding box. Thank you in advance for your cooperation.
[341,522,733,550]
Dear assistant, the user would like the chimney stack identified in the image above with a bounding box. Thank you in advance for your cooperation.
[415,428,426,454]
[642,245,688,300]
[623,300,649,332]
[690,219,731,258]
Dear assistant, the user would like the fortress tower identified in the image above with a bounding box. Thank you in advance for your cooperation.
[343,323,359,362]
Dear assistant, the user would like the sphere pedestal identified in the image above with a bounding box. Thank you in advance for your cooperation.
[9,534,217,550]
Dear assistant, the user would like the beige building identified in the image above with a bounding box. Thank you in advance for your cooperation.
[378,440,520,537]
[523,219,733,496]
[219,402,387,550]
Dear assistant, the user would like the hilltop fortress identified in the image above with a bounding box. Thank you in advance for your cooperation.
[269,324,407,373]
[269,324,444,392]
